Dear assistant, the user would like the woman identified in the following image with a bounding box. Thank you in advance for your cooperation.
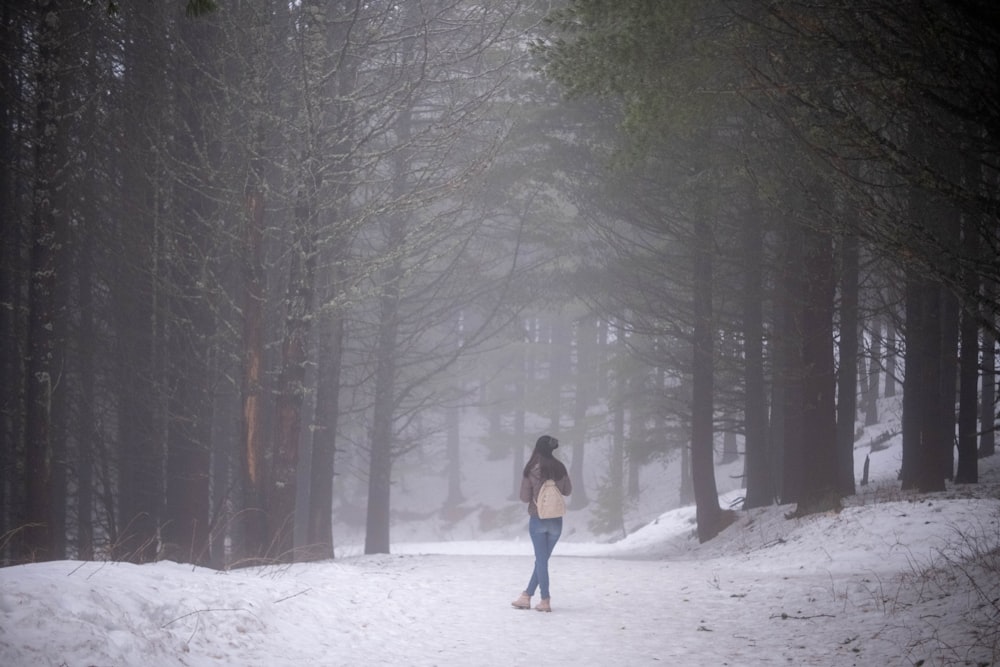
[511,434,572,612]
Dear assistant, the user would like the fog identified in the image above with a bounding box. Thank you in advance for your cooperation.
[2,0,997,580]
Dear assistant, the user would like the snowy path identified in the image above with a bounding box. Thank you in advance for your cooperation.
[3,454,999,667]
[322,554,901,666]
[4,544,989,667]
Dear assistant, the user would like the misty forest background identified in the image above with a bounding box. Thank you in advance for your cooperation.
[2,0,998,568]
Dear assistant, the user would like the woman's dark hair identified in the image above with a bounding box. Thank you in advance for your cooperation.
[523,434,567,481]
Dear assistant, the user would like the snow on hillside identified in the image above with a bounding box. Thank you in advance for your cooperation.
[2,399,999,666]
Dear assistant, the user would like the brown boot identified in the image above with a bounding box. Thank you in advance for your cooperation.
[511,593,531,609]
[535,598,551,612]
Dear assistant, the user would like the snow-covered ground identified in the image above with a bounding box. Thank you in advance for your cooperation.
[3,419,999,666]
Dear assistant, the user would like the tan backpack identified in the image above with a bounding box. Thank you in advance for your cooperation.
[535,479,566,519]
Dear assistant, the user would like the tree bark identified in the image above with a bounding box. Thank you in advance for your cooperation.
[956,298,979,483]
[0,7,21,550]
[364,261,402,555]
[307,299,345,560]
[270,188,318,561]
[900,267,925,489]
[938,284,960,482]
[691,216,722,542]
[902,273,948,493]
[981,276,997,459]
[835,231,859,496]
[569,316,593,509]
[794,223,840,515]
[955,208,981,483]
[915,283,947,493]
[863,321,880,427]
[776,222,804,505]
[75,217,96,561]
[885,310,897,398]
[511,326,528,500]
[742,202,771,508]
[444,398,464,509]
[23,0,70,562]
[239,158,268,563]
[608,358,626,537]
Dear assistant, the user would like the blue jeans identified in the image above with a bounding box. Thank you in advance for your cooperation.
[525,515,563,600]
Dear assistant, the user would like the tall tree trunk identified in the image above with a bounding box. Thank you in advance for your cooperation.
[902,131,954,493]
[23,0,71,562]
[549,315,566,435]
[444,397,463,509]
[608,360,626,537]
[569,316,593,509]
[916,283,947,493]
[835,231,859,496]
[211,367,240,570]
[112,215,162,563]
[113,0,172,565]
[304,0,362,560]
[884,309,898,398]
[362,48,419,552]
[956,300,979,483]
[0,6,22,549]
[981,276,997,459]
[239,151,269,563]
[900,267,926,489]
[938,283,960,481]
[955,208,981,483]
[863,321,881,427]
[691,216,722,542]
[232,0,278,565]
[444,319,466,510]
[164,225,214,565]
[63,0,104,563]
[937,148,964,482]
[511,324,528,499]
[164,358,213,564]
[307,296,345,560]
[48,145,71,561]
[49,242,69,562]
[776,221,804,505]
[161,0,218,567]
[654,361,670,502]
[794,223,839,515]
[742,202,771,508]
[902,274,948,493]
[679,428,694,506]
[76,219,96,561]
[627,373,643,500]
[270,190,318,561]
[365,259,402,555]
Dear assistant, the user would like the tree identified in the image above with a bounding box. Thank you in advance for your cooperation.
[981,275,997,459]
[540,0,754,537]
[690,211,724,540]
[794,209,839,513]
[749,1,1000,491]
[22,0,74,562]
[355,0,535,554]
[740,197,772,508]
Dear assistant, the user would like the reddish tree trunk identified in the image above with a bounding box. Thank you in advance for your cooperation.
[240,182,268,562]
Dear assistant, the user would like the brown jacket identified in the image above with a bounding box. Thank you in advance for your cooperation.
[520,464,572,517]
